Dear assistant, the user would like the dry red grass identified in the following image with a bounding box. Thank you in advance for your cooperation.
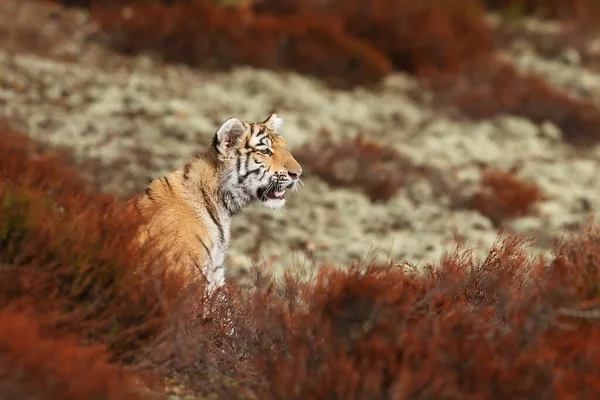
[433,57,600,146]
[470,167,541,226]
[254,0,493,77]
[247,225,600,399]
[90,1,391,88]
[46,0,600,84]
[0,310,144,400]
[193,224,600,399]
[41,0,492,85]
[0,124,170,362]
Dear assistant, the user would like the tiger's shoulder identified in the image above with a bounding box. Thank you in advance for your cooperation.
[133,159,220,273]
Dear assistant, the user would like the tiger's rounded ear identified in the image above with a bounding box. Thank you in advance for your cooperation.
[213,117,246,156]
[262,113,284,133]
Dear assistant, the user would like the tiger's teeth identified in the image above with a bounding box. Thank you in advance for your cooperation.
[274,190,285,197]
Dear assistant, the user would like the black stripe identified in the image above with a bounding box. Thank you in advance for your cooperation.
[200,187,224,245]
[236,155,244,179]
[235,154,246,183]
[258,168,267,181]
[244,126,269,150]
[237,154,251,183]
[183,162,191,180]
[196,234,213,263]
[255,129,267,142]
[192,260,204,276]
[238,155,264,183]
[245,153,252,171]
[164,177,173,192]
[242,127,265,150]
[222,191,240,216]
[240,168,262,183]
[145,187,154,200]
[258,136,270,148]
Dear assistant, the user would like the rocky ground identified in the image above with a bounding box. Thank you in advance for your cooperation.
[2,0,600,278]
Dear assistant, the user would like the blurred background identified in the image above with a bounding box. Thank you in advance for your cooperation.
[2,0,600,277]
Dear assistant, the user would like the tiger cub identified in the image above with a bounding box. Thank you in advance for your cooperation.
[134,113,303,293]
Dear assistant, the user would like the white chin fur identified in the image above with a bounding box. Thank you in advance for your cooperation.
[260,198,286,209]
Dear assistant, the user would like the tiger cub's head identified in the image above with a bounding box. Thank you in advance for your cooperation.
[212,113,303,211]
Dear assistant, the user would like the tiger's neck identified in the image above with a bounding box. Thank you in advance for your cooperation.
[180,151,253,218]
[218,173,254,217]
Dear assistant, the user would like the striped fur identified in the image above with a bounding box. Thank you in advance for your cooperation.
[134,114,302,293]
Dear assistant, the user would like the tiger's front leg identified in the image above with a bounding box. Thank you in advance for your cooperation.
[205,263,225,295]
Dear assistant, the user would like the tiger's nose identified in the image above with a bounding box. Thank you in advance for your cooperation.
[288,169,302,180]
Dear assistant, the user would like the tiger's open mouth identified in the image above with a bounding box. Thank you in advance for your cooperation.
[258,186,286,201]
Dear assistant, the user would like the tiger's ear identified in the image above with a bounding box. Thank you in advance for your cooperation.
[213,117,246,156]
[262,113,284,133]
